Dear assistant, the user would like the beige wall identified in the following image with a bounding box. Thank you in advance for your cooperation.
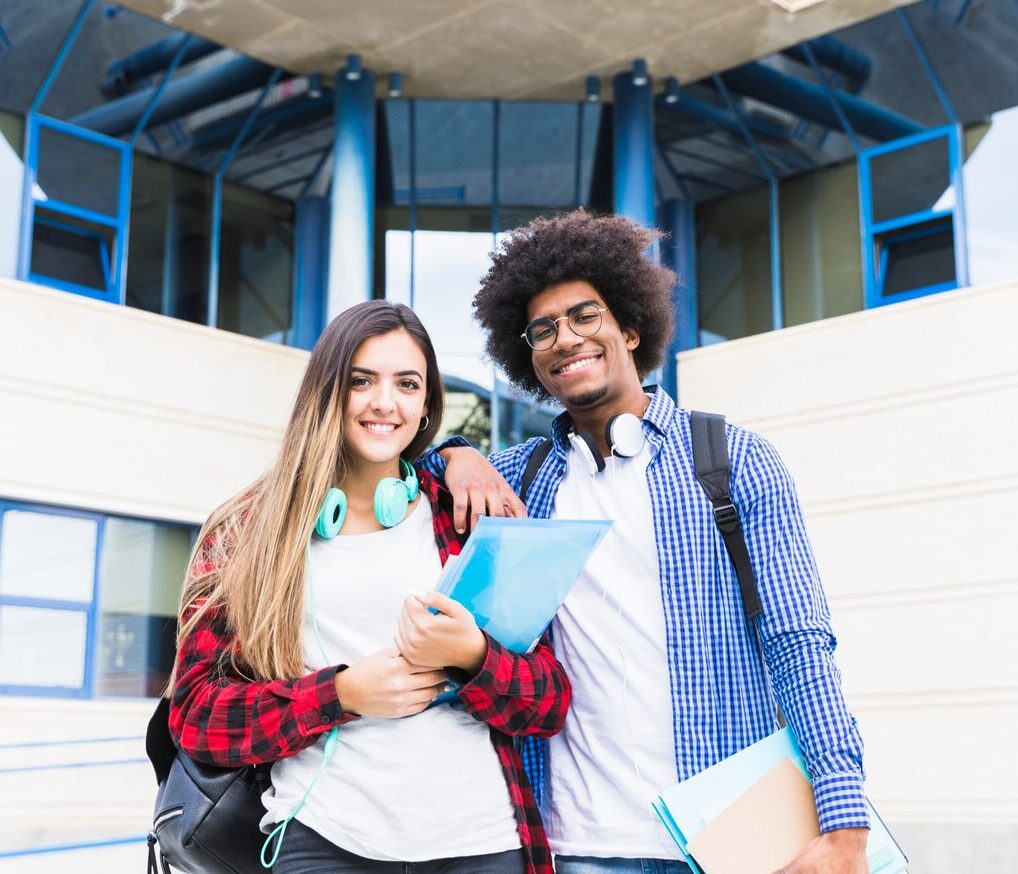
[677,280,1018,871]
[0,276,308,525]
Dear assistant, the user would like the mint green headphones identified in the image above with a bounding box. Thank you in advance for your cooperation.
[314,459,420,537]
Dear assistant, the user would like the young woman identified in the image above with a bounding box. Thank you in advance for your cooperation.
[167,301,569,874]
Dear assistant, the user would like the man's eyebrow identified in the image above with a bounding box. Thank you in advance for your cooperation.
[530,299,601,320]
[351,366,424,379]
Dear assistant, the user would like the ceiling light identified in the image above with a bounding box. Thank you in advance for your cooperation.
[631,58,648,86]
[345,53,362,81]
[388,72,403,98]
[664,76,680,104]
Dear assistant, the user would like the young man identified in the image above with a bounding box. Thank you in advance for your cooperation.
[421,210,869,874]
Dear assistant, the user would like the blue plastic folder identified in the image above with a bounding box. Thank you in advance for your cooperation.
[436,516,612,652]
[652,727,908,874]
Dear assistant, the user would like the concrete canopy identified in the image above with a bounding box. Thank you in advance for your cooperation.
[116,0,911,100]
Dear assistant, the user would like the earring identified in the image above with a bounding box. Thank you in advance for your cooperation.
[419,415,430,431]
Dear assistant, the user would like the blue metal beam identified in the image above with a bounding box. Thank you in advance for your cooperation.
[72,55,284,137]
[781,36,872,84]
[656,94,791,144]
[896,7,958,125]
[801,42,861,153]
[722,62,923,142]
[190,91,333,152]
[31,0,96,114]
[207,68,284,328]
[230,143,329,183]
[128,34,192,146]
[102,34,219,96]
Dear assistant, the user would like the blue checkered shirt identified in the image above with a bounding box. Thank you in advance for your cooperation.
[422,386,868,833]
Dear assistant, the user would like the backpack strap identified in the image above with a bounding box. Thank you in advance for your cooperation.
[519,438,553,503]
[690,412,763,622]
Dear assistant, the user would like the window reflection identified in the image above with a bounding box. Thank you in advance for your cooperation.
[97,518,191,698]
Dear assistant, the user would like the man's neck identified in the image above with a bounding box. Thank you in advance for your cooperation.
[566,386,651,457]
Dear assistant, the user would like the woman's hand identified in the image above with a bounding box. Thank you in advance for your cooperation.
[394,592,488,674]
[439,446,527,534]
[334,649,449,718]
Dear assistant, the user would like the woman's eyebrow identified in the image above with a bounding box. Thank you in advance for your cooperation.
[351,366,423,379]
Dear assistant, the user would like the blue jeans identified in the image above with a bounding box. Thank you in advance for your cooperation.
[273,818,526,873]
[555,857,692,874]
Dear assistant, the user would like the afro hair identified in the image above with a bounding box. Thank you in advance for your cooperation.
[473,209,676,401]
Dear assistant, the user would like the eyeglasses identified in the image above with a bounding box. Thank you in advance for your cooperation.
[521,302,609,350]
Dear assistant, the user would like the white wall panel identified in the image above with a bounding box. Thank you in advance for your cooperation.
[0,277,309,524]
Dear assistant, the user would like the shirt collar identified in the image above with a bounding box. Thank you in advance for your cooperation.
[549,384,674,455]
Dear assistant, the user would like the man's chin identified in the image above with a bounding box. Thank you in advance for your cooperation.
[563,384,608,409]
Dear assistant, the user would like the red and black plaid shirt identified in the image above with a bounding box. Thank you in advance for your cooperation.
[169,470,569,874]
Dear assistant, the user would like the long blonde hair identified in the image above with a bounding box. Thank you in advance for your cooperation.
[168,302,445,689]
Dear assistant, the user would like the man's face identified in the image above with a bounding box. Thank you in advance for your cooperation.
[525,280,641,411]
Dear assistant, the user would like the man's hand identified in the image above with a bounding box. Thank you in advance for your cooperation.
[394,591,488,675]
[772,827,869,874]
[438,446,527,533]
[334,649,449,718]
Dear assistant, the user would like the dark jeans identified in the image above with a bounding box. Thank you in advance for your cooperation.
[555,858,692,874]
[273,818,527,874]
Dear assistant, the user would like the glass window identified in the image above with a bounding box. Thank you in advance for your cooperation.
[25,117,128,300]
[0,605,87,688]
[780,161,863,327]
[30,209,114,293]
[97,518,192,698]
[0,510,97,602]
[127,154,212,324]
[870,135,952,223]
[217,183,295,343]
[36,123,120,216]
[878,216,955,297]
[697,185,774,343]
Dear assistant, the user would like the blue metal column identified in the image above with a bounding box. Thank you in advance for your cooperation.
[612,60,656,239]
[327,55,376,319]
[292,196,329,349]
[661,198,697,400]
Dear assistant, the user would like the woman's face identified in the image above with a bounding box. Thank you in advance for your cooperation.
[343,329,429,469]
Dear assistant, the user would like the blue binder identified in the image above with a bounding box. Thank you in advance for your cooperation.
[437,516,612,652]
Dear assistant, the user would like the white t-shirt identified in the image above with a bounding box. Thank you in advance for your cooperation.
[545,440,684,859]
[261,498,520,861]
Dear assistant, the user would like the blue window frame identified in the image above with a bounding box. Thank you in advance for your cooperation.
[0,502,104,699]
[18,115,131,304]
[859,124,968,308]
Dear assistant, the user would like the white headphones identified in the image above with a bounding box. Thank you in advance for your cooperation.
[567,412,646,475]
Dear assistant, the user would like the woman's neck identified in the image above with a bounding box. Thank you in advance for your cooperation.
[337,457,414,534]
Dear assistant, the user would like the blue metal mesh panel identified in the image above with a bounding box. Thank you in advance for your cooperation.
[411,100,494,206]
[384,99,410,200]
[498,101,579,207]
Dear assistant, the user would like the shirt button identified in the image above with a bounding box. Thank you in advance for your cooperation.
[321,714,333,724]
[557,468,564,477]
